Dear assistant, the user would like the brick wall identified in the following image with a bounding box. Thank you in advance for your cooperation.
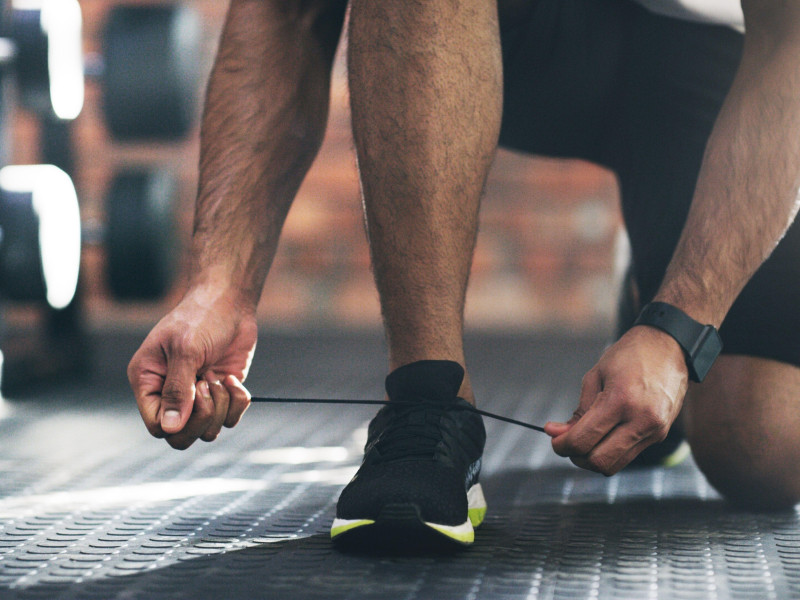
[13,1,625,334]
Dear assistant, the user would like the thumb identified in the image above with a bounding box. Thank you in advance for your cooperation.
[159,356,199,434]
[544,422,571,438]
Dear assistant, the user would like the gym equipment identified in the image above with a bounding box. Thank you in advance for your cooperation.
[106,169,178,300]
[98,4,199,297]
[0,164,81,310]
[8,1,201,140]
[0,2,201,306]
[9,0,84,121]
[101,4,201,141]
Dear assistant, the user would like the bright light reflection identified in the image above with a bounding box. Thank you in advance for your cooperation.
[0,165,81,309]
[0,478,269,519]
[280,467,357,485]
[247,446,350,465]
[44,0,85,119]
[14,0,84,119]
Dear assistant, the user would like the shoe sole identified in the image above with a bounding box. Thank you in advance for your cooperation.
[629,439,691,469]
[331,483,487,547]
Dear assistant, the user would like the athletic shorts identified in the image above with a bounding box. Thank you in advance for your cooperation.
[497,0,800,368]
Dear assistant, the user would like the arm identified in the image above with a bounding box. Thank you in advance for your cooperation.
[656,0,800,326]
[546,0,800,474]
[128,0,347,449]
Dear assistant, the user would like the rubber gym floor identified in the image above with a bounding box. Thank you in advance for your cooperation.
[1,330,798,600]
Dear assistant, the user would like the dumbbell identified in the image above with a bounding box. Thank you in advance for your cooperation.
[9,0,201,140]
[98,4,199,299]
[0,163,178,308]
[8,0,84,121]
[0,164,81,310]
[5,2,201,302]
[99,4,202,141]
[99,4,199,300]
[103,169,179,301]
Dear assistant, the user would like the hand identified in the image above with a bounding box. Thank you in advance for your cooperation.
[128,287,258,450]
[544,326,689,475]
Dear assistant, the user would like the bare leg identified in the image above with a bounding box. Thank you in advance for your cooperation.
[684,355,800,509]
[347,0,503,402]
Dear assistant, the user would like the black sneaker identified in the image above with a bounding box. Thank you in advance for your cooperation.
[628,421,691,468]
[331,360,487,547]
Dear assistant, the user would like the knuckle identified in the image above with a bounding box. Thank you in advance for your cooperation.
[612,389,635,412]
[210,380,229,400]
[588,455,615,476]
[638,405,669,433]
[201,431,220,443]
[126,360,137,384]
[580,369,597,390]
[652,423,670,442]
[195,400,215,421]
[551,437,573,457]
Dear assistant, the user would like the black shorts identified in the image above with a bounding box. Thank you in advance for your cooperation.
[498,0,800,367]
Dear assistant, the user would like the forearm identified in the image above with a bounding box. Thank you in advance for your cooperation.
[190,0,345,308]
[655,3,800,327]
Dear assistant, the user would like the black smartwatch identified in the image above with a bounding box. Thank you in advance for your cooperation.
[633,302,722,383]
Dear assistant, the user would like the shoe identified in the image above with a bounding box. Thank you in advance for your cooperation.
[331,360,487,548]
[628,423,691,468]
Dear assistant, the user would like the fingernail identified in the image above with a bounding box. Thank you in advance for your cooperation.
[199,381,212,399]
[162,409,181,430]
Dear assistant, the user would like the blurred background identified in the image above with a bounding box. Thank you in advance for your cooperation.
[1,0,625,394]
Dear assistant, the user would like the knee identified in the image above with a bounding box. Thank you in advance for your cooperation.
[684,355,800,511]
[688,431,800,510]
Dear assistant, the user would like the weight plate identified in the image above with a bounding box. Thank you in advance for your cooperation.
[106,169,178,300]
[102,4,201,141]
[11,0,84,120]
[0,165,81,309]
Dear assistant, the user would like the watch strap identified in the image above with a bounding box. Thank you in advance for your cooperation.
[633,302,722,383]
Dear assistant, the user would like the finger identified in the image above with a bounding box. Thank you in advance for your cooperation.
[200,373,230,442]
[551,392,621,458]
[545,369,602,438]
[165,383,216,450]
[570,423,653,476]
[139,393,167,439]
[159,354,201,435]
[544,422,570,437]
[607,436,658,474]
[223,375,251,428]
[127,347,166,438]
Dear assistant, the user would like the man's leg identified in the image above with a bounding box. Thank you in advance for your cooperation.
[684,357,800,509]
[347,0,503,402]
[330,0,501,547]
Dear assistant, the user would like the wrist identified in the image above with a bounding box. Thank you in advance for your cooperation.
[184,271,260,317]
[633,302,723,383]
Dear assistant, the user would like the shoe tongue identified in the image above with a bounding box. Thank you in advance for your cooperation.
[385,360,464,402]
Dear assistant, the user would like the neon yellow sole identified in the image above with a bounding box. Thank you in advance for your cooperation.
[331,483,487,545]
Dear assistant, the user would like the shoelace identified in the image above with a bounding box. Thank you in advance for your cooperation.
[370,400,453,462]
[250,396,545,433]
